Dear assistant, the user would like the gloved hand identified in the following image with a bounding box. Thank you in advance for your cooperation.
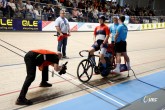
[58,62,68,75]
[59,69,66,75]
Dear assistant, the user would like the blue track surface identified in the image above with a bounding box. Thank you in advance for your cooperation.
[43,70,165,110]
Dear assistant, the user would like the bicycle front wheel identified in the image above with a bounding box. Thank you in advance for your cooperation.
[77,59,93,83]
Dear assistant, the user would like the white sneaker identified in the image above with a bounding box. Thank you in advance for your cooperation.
[112,68,120,73]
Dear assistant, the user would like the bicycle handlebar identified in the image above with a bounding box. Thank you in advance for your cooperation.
[79,50,89,57]
[79,50,100,57]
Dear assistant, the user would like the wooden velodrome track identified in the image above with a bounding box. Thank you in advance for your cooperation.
[0,29,165,110]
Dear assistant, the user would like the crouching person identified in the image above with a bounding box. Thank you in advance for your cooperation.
[16,49,64,105]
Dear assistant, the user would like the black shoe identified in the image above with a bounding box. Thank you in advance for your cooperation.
[15,98,33,105]
[39,82,52,87]
[94,66,100,75]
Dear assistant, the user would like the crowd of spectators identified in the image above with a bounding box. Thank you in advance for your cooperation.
[0,0,40,19]
[0,0,158,23]
[57,0,156,23]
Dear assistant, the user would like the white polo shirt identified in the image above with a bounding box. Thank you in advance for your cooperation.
[8,2,16,11]
[55,17,70,34]
[26,4,33,12]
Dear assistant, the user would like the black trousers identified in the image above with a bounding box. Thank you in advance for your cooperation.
[7,6,14,18]
[18,52,49,99]
[115,41,127,53]
[0,7,7,17]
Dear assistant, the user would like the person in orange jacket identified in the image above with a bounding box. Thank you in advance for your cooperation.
[16,49,66,105]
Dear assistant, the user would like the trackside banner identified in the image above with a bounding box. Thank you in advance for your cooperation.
[0,18,42,31]
[0,18,164,31]
[42,21,141,32]
[140,22,165,30]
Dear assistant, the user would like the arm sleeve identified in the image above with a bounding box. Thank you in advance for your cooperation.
[105,26,110,35]
[94,27,97,36]
[66,19,70,32]
[116,26,121,33]
[109,26,112,33]
[31,5,33,10]
[55,18,60,27]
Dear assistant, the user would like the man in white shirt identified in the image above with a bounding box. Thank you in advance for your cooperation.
[7,0,16,18]
[17,0,26,18]
[55,10,70,59]
[93,8,98,22]
[26,0,36,20]
[0,0,7,17]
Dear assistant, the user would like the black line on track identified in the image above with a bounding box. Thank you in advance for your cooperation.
[1,39,165,110]
[128,47,165,52]
[0,63,24,67]
[66,72,129,104]
[13,80,118,110]
[2,39,162,104]
[1,41,123,109]
[14,66,165,110]
[0,44,24,57]
[0,39,26,53]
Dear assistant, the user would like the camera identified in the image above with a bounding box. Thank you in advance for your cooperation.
[59,62,68,75]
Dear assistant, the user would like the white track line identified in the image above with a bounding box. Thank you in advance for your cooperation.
[58,72,125,106]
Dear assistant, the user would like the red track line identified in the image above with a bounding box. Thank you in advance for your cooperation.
[0,58,165,97]
[0,78,75,97]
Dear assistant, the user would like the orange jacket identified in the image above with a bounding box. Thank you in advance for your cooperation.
[31,49,57,71]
